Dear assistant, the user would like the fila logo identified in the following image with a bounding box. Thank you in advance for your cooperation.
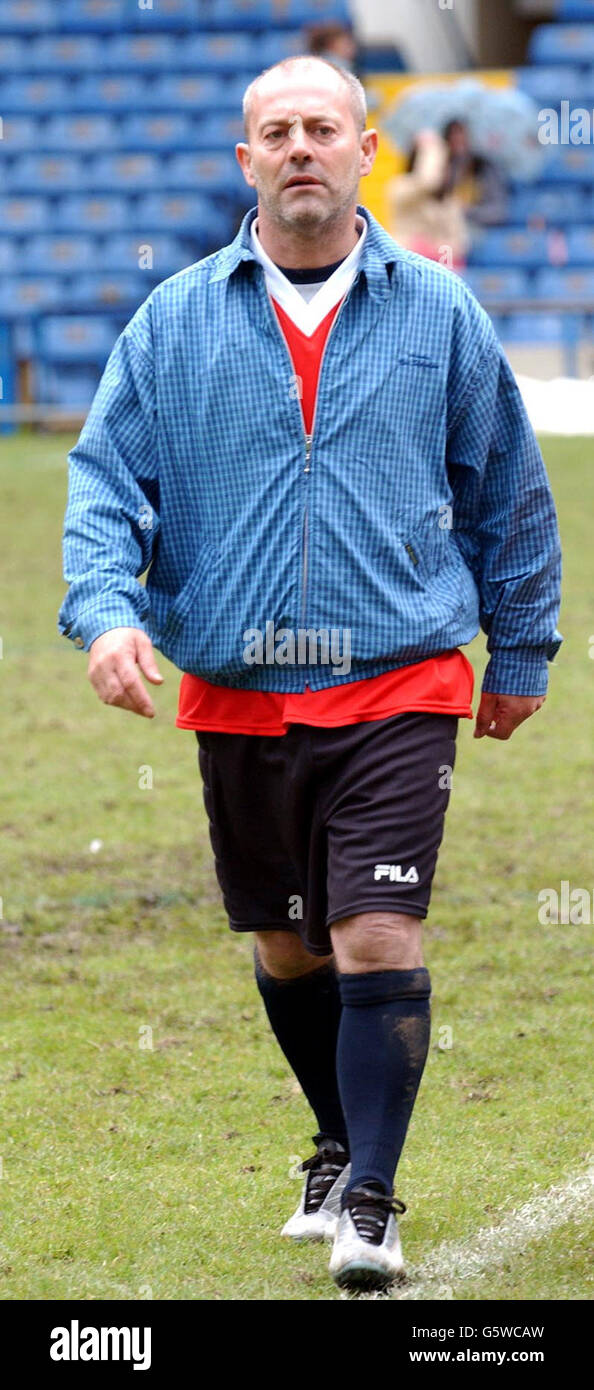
[374,863,419,884]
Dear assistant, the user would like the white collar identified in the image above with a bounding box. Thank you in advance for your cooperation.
[250,212,367,337]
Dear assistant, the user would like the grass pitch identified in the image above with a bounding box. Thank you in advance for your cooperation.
[0,430,592,1301]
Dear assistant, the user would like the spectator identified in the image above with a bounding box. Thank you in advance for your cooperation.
[442,119,507,227]
[307,22,358,73]
[386,127,470,269]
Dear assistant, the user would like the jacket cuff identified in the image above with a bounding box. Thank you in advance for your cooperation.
[58,598,147,652]
[482,637,562,696]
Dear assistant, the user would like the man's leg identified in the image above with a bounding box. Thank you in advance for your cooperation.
[253,929,348,1148]
[329,910,430,1199]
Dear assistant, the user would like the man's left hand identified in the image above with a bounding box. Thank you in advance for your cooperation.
[474,692,546,740]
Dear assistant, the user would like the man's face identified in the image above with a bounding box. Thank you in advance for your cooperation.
[236,68,375,232]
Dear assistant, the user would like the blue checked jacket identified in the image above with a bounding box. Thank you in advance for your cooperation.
[58,203,562,696]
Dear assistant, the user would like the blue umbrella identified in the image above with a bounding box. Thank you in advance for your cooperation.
[383,79,544,180]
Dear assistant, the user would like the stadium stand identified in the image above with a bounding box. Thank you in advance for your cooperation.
[464,6,594,375]
[0,0,353,422]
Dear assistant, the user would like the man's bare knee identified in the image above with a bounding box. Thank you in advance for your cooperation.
[329,911,423,973]
[254,930,333,980]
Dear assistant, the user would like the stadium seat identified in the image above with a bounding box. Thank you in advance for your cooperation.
[540,145,594,182]
[165,152,246,196]
[559,3,594,20]
[105,33,177,69]
[461,268,531,305]
[505,185,587,223]
[176,32,259,71]
[35,363,103,409]
[37,314,117,362]
[25,35,103,70]
[0,197,49,234]
[193,113,246,150]
[534,266,594,301]
[135,193,225,242]
[124,0,199,28]
[19,234,98,275]
[61,273,149,310]
[0,116,40,153]
[41,115,118,153]
[0,277,62,318]
[566,225,594,263]
[5,154,85,194]
[209,0,350,29]
[142,75,223,111]
[91,153,163,192]
[68,75,146,113]
[528,23,594,64]
[0,1,55,33]
[515,65,592,103]
[0,241,17,273]
[101,233,195,277]
[491,312,579,343]
[54,194,131,232]
[0,37,29,69]
[468,228,550,269]
[119,113,197,151]
[0,77,67,112]
[59,0,125,29]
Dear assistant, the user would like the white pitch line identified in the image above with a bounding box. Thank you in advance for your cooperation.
[393,1161,594,1300]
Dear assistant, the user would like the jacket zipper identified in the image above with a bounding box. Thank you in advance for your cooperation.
[262,281,353,632]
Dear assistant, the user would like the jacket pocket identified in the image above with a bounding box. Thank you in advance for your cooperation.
[158,541,220,640]
[402,521,458,587]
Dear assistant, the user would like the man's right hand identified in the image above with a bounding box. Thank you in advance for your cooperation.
[88,628,164,718]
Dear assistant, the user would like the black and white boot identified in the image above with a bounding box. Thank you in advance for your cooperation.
[281,1137,351,1241]
[329,1181,406,1290]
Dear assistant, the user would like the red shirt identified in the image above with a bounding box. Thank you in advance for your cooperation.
[177,293,474,733]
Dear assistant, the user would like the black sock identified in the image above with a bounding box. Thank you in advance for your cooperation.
[336,967,431,1201]
[254,946,348,1149]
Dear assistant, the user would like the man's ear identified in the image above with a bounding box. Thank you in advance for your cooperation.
[236,142,257,188]
[359,128,379,179]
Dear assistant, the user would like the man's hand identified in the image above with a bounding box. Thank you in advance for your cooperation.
[88,628,164,718]
[474,692,545,740]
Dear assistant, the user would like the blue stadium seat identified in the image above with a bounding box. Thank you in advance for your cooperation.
[515,65,592,103]
[193,113,246,150]
[505,185,587,223]
[0,241,17,273]
[534,266,594,300]
[101,233,195,277]
[468,228,550,269]
[59,0,125,29]
[559,3,594,20]
[566,225,594,263]
[35,363,102,408]
[177,32,258,71]
[105,33,176,69]
[125,0,199,28]
[0,197,49,234]
[54,195,131,232]
[165,152,245,196]
[91,153,163,192]
[540,144,594,181]
[119,113,197,150]
[68,75,146,112]
[528,23,594,64]
[142,74,222,110]
[62,273,149,310]
[5,154,84,194]
[0,278,62,318]
[209,0,350,29]
[491,312,583,343]
[0,37,29,69]
[135,193,224,241]
[0,77,67,112]
[0,1,55,33]
[461,268,531,304]
[0,116,40,153]
[37,315,117,361]
[19,234,98,274]
[41,115,118,152]
[26,35,103,70]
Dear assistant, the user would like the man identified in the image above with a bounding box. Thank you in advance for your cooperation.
[58,57,562,1294]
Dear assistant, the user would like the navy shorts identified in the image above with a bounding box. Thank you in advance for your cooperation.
[195,711,458,957]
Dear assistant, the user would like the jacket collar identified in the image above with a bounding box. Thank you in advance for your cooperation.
[208,203,401,302]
